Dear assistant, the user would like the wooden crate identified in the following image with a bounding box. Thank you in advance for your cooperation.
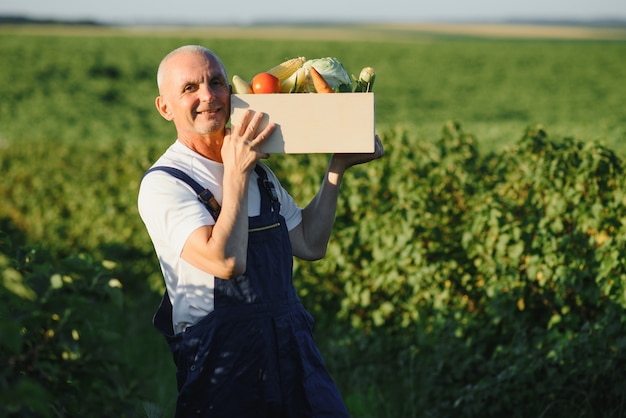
[230,93,375,154]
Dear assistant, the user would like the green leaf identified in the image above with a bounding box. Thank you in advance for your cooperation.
[2,267,37,301]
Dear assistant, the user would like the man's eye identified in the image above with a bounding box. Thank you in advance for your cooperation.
[184,84,197,92]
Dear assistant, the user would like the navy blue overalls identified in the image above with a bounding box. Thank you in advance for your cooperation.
[146,164,349,418]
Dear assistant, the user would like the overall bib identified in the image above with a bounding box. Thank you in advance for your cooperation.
[149,164,349,418]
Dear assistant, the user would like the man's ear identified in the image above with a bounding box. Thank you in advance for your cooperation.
[155,96,173,121]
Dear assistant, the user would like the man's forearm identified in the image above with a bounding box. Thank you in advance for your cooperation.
[299,157,347,257]
[208,173,250,277]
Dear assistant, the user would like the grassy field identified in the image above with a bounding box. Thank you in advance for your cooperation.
[1,23,625,155]
[1,24,626,417]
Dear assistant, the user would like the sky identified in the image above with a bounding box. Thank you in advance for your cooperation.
[1,0,625,25]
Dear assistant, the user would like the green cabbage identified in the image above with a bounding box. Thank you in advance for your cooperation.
[302,57,353,92]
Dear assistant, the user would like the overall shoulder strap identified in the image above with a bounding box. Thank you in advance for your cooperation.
[143,166,221,220]
[254,163,280,214]
[254,163,278,202]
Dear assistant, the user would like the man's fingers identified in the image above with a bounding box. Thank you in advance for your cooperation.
[237,109,255,135]
[244,111,267,135]
[253,123,276,145]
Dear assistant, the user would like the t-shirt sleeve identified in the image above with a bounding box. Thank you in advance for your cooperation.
[138,171,215,258]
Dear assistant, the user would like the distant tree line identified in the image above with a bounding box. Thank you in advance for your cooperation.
[0,16,102,26]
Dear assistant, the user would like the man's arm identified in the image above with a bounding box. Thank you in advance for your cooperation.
[289,135,384,260]
[181,111,276,279]
[180,169,251,279]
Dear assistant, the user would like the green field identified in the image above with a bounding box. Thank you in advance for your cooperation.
[1,24,625,154]
[1,25,626,417]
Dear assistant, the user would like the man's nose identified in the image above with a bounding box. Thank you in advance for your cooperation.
[198,83,213,101]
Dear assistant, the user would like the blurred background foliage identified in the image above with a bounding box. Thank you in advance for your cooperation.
[1,28,626,417]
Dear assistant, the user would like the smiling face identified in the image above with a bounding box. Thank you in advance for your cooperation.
[155,47,231,150]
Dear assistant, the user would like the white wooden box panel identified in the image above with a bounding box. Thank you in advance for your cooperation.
[230,93,375,154]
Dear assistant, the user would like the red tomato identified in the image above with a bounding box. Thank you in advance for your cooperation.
[251,72,281,94]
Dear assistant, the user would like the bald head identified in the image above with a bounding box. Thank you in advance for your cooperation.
[156,45,228,94]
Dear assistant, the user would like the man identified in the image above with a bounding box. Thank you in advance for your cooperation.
[138,45,384,417]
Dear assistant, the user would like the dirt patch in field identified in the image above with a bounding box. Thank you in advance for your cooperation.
[2,22,625,41]
[372,23,626,40]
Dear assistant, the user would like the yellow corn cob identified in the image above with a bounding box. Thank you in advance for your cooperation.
[280,67,307,93]
[265,57,306,84]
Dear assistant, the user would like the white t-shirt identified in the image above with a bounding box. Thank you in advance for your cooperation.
[138,140,302,333]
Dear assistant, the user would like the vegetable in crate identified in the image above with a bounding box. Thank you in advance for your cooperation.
[232,56,306,94]
[309,66,334,93]
[251,72,281,94]
[301,57,353,92]
[231,56,375,94]
[281,67,307,93]
[265,56,306,84]
[353,67,376,92]
[231,74,252,94]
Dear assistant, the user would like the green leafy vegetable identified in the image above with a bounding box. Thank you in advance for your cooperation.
[302,57,353,92]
